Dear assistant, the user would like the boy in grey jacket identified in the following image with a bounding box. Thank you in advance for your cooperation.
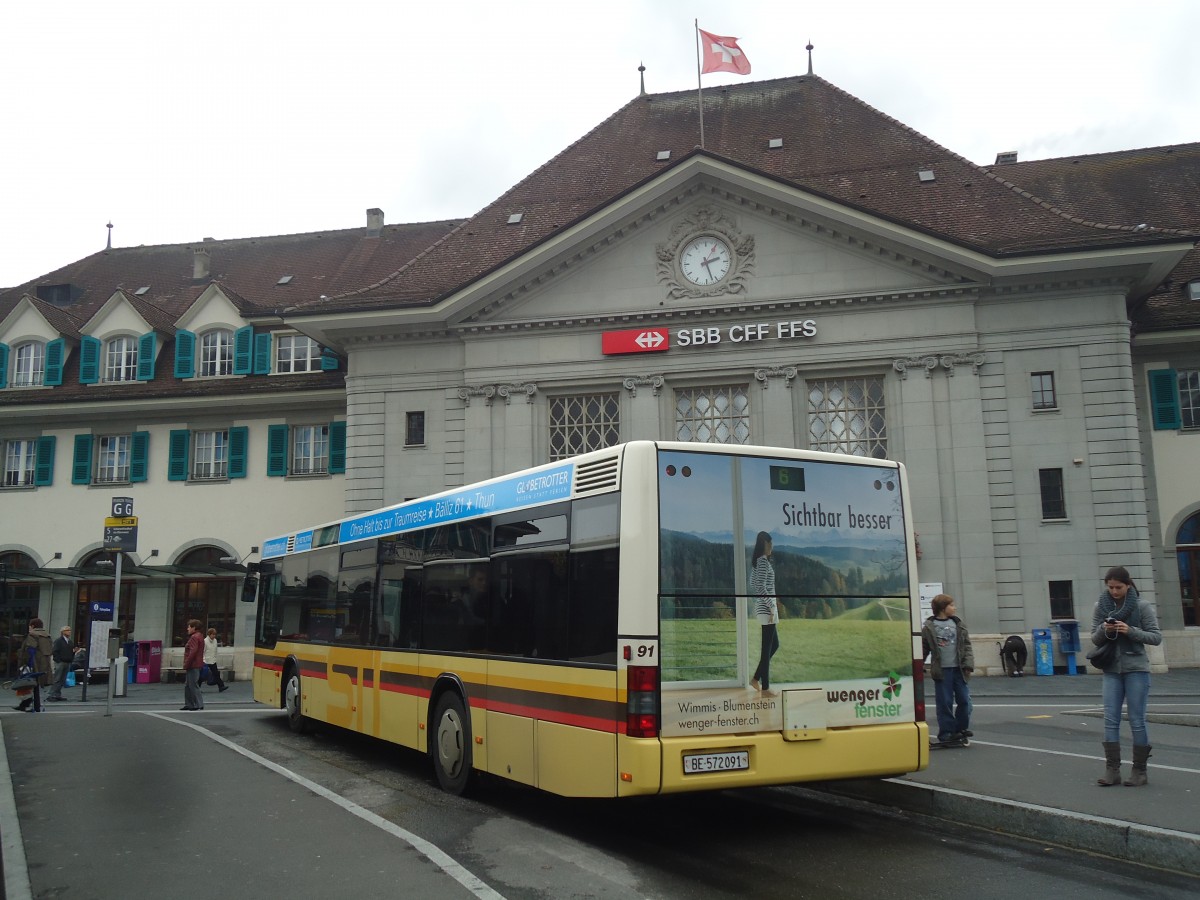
[921,594,974,745]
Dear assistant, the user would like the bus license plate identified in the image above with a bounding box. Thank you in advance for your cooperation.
[682,751,749,774]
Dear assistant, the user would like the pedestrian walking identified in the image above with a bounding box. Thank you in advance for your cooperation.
[921,594,974,746]
[45,626,76,701]
[1092,566,1162,787]
[13,618,53,712]
[203,628,229,692]
[181,620,205,711]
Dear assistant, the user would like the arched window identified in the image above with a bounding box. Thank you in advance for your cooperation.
[199,329,233,377]
[13,342,45,387]
[1176,512,1200,627]
[104,336,138,382]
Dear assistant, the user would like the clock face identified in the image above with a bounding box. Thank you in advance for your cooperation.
[679,236,732,286]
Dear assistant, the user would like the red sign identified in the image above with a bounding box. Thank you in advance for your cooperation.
[601,328,670,356]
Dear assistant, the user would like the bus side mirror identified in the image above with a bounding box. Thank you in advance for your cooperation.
[241,575,258,603]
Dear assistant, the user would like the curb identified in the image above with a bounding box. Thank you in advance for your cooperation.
[807,779,1200,877]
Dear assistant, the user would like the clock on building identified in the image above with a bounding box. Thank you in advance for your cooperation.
[679,235,733,286]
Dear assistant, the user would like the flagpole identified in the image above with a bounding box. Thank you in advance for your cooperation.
[695,19,705,149]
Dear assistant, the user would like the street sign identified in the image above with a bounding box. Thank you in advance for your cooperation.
[103,524,138,552]
[90,600,115,620]
[112,496,134,517]
[601,327,669,356]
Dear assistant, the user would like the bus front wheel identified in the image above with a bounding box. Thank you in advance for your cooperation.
[284,669,310,734]
[432,691,473,795]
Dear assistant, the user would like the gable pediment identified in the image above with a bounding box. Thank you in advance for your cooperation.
[459,185,974,329]
[83,291,155,338]
[176,284,244,332]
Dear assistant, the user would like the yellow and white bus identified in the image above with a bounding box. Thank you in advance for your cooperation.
[252,441,929,797]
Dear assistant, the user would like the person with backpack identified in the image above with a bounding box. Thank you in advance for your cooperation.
[13,618,53,712]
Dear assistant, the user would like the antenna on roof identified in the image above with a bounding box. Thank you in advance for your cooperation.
[806,40,814,76]
[106,221,113,250]
[638,62,646,96]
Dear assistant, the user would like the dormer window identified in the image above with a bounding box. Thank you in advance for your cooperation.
[13,341,45,387]
[199,329,234,377]
[105,336,139,382]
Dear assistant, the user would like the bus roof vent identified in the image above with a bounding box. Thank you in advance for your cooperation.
[286,535,296,554]
[574,452,620,496]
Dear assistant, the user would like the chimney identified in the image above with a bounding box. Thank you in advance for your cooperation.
[994,151,1018,165]
[366,208,384,238]
[193,248,211,281]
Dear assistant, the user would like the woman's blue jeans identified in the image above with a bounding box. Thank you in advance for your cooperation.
[933,667,972,741]
[1102,670,1151,745]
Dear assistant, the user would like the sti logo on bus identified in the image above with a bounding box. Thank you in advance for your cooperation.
[601,328,669,355]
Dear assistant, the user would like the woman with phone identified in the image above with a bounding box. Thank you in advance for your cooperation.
[1091,566,1161,787]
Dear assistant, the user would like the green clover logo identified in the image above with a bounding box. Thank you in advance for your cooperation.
[882,671,902,700]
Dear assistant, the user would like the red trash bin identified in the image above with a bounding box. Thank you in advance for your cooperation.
[135,640,162,683]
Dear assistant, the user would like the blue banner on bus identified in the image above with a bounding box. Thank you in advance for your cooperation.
[262,463,574,558]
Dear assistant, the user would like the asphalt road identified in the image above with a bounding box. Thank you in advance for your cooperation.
[2,673,1197,899]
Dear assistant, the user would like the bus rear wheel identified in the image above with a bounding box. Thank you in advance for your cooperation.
[432,692,473,795]
[284,669,310,734]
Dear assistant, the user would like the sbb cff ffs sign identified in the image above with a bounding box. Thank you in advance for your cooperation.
[601,328,669,356]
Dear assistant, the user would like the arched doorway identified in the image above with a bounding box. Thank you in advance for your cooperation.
[1177,512,1200,627]
[171,547,238,648]
[0,551,39,678]
[74,551,137,666]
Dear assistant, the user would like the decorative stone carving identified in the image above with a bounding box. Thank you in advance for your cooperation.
[497,382,538,404]
[457,385,497,406]
[940,352,986,376]
[754,365,798,389]
[892,356,940,379]
[892,352,986,379]
[622,374,665,398]
[655,206,755,299]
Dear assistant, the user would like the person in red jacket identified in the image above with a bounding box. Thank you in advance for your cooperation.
[181,619,205,711]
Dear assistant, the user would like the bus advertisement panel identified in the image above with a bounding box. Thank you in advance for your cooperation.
[658,449,914,736]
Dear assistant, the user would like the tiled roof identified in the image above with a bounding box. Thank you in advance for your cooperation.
[990,145,1200,333]
[0,219,462,327]
[315,75,1184,313]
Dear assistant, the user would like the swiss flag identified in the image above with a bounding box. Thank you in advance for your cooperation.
[699,29,751,75]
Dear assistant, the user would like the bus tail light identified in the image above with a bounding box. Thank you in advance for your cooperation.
[626,665,659,738]
[912,657,926,722]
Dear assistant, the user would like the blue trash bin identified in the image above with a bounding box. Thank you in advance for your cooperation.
[1056,621,1081,675]
[1032,628,1054,675]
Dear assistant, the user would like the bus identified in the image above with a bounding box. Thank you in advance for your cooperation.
[252,441,929,797]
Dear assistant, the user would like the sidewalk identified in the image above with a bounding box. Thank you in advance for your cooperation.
[811,667,1200,876]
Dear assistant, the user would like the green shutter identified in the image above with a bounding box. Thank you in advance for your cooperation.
[253,332,272,375]
[328,420,347,474]
[72,434,94,484]
[136,332,157,381]
[168,430,191,481]
[0,343,8,389]
[130,431,150,482]
[320,348,340,371]
[80,336,101,384]
[34,436,56,486]
[44,339,65,386]
[174,330,196,378]
[234,326,254,374]
[1148,369,1181,430]
[228,426,249,479]
[267,424,289,476]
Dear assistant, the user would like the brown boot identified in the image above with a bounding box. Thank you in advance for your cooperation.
[1097,741,1122,786]
[1124,745,1151,786]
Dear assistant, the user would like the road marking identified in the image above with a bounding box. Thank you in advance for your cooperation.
[969,740,1200,775]
[146,711,507,900]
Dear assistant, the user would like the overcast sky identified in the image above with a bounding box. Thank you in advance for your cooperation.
[3,0,1197,289]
